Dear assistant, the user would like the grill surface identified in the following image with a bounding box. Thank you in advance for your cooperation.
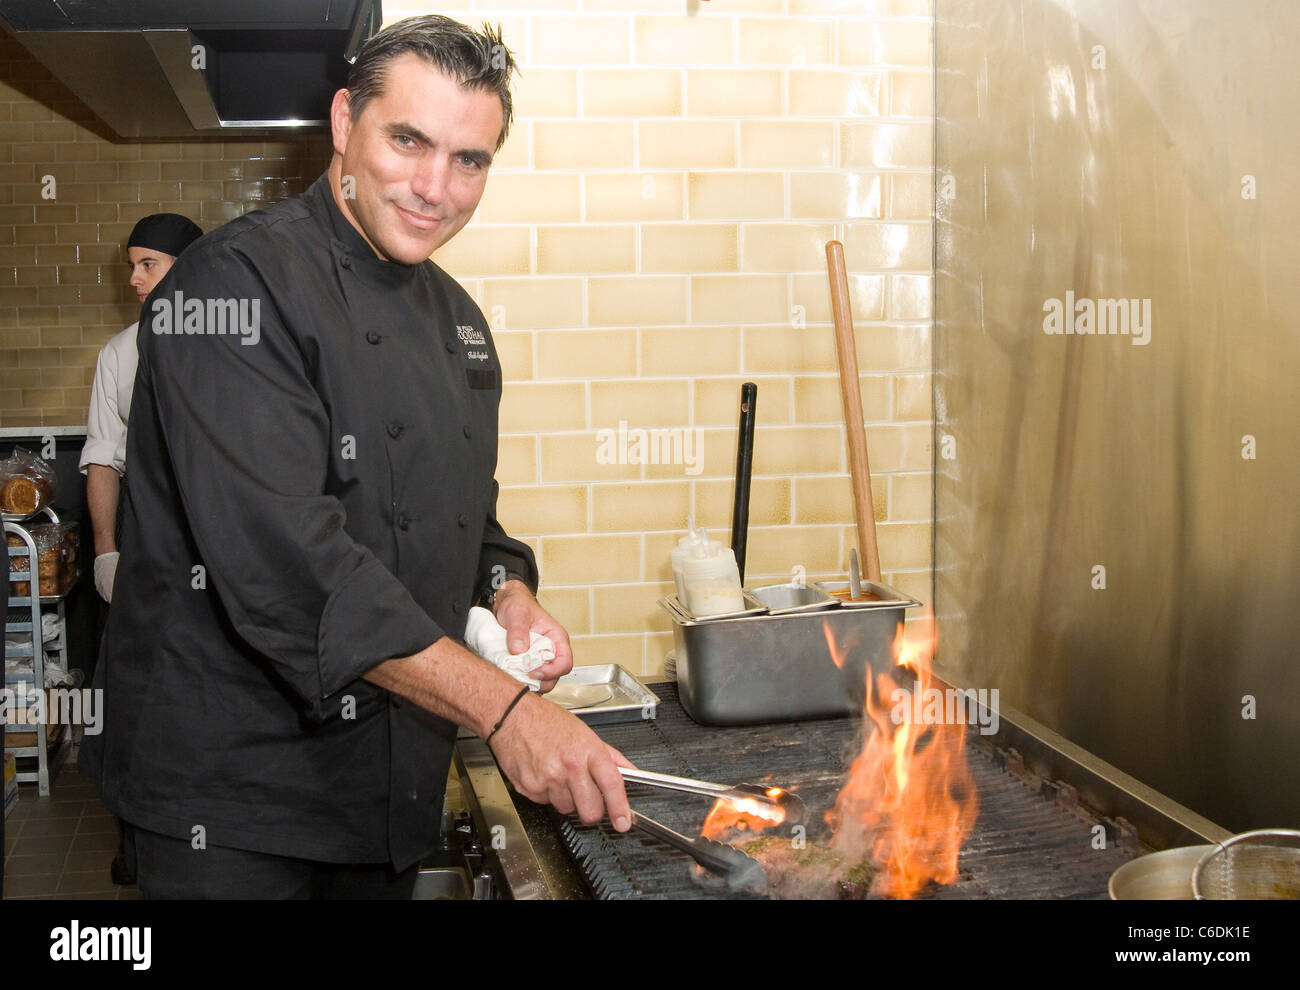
[553,683,1139,899]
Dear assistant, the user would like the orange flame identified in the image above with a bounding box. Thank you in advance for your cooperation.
[824,622,857,669]
[700,788,788,842]
[825,614,979,898]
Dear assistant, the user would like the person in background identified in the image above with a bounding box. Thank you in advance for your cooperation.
[78,212,203,885]
[80,213,203,603]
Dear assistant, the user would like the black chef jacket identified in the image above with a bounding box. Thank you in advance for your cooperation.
[79,173,538,871]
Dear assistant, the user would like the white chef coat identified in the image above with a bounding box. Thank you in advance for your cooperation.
[79,322,139,477]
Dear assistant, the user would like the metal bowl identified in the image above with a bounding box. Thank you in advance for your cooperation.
[746,582,837,615]
[1108,845,1217,900]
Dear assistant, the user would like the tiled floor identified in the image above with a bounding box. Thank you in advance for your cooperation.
[3,754,138,900]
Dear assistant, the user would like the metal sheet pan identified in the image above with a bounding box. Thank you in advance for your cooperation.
[544,664,660,725]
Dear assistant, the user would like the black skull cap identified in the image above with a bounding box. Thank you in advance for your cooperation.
[127,213,204,257]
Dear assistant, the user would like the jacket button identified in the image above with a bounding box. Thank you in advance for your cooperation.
[365,331,381,345]
[387,421,404,439]
[462,424,472,439]
[340,254,351,269]
[444,340,457,353]
[457,513,469,528]
[397,513,410,531]
[452,601,465,616]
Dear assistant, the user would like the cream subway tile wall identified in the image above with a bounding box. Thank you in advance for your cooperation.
[638,121,736,168]
[537,327,638,377]
[592,482,691,532]
[693,374,792,424]
[451,1,934,675]
[1,2,937,679]
[536,585,592,637]
[641,223,739,273]
[585,171,685,219]
[592,583,676,634]
[493,329,535,378]
[536,224,639,273]
[590,378,691,428]
[636,16,735,63]
[793,373,891,423]
[694,476,791,527]
[497,483,589,534]
[641,326,741,376]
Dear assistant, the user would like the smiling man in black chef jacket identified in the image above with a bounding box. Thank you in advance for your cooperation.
[79,14,633,899]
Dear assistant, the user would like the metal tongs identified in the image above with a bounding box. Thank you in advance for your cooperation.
[619,766,807,826]
[630,810,768,895]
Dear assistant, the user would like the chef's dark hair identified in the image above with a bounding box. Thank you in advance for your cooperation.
[345,15,517,151]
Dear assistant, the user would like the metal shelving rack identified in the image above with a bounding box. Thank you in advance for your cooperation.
[4,507,73,796]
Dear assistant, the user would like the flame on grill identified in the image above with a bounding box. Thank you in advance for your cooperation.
[700,787,787,842]
[824,614,979,898]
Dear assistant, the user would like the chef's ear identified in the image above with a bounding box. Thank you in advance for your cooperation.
[330,88,354,156]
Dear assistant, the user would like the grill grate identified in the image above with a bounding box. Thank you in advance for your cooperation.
[554,684,1137,899]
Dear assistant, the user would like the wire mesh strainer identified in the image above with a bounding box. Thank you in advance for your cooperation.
[1192,829,1300,899]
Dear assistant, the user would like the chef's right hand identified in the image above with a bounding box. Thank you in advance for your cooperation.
[93,551,120,603]
[489,694,635,832]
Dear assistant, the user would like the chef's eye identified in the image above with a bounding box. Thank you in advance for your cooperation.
[394,134,416,148]
[458,154,481,169]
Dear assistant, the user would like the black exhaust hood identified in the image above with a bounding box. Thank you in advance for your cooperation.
[0,0,382,138]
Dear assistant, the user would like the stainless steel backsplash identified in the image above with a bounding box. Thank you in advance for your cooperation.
[934,0,1299,831]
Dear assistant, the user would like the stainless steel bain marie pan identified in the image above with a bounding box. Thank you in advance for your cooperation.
[662,590,767,622]
[659,582,921,726]
[814,580,906,608]
[745,582,837,615]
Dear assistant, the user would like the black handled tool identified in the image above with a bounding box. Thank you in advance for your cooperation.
[730,382,757,582]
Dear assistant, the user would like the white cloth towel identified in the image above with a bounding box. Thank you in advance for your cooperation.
[463,605,554,690]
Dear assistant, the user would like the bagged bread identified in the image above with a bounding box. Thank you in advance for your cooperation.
[25,524,66,596]
[0,448,56,515]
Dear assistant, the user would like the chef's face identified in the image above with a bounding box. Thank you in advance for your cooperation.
[127,247,177,304]
[330,54,502,265]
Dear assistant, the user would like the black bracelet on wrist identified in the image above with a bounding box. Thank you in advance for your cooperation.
[485,685,532,746]
[482,571,529,610]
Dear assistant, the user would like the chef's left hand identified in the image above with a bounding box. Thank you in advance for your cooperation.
[493,581,572,693]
